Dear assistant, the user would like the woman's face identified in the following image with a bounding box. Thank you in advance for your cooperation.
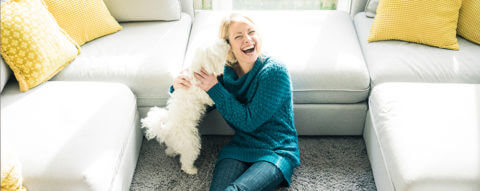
[228,19,261,65]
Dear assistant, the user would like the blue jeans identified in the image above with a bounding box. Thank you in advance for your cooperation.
[209,158,284,191]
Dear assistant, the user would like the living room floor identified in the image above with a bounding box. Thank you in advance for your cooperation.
[130,136,376,190]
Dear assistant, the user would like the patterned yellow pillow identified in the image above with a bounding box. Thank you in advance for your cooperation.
[368,0,462,50]
[458,0,480,45]
[0,0,80,92]
[1,148,26,191]
[44,0,122,46]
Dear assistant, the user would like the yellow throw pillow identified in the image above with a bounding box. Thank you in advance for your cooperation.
[368,0,462,50]
[458,0,480,45]
[1,0,80,92]
[44,0,122,46]
[1,148,26,191]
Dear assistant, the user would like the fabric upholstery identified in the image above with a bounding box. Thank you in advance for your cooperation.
[1,81,138,191]
[1,148,27,191]
[368,0,462,50]
[103,0,181,22]
[139,102,368,136]
[44,0,122,45]
[458,0,480,45]
[354,12,480,87]
[364,111,395,191]
[52,13,192,107]
[0,0,80,92]
[367,83,480,191]
[364,0,378,17]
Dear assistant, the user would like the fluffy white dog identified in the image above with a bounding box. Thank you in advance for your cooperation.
[141,39,230,174]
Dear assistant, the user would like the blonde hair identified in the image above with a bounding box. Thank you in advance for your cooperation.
[219,13,262,67]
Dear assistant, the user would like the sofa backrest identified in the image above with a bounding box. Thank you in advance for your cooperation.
[180,0,194,19]
[351,0,369,16]
[103,0,194,22]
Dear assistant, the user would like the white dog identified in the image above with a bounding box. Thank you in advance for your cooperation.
[141,39,230,174]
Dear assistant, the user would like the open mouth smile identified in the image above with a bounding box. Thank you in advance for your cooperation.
[242,44,255,54]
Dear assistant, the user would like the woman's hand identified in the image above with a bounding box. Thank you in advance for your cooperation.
[194,68,218,91]
[173,68,192,90]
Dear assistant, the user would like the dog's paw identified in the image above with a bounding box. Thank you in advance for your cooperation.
[182,166,198,175]
[143,130,157,140]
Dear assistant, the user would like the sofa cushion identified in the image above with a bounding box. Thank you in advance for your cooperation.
[1,81,138,190]
[53,13,192,107]
[368,82,480,191]
[1,0,80,92]
[368,0,461,50]
[185,11,370,104]
[103,0,181,22]
[44,0,122,46]
[354,12,480,87]
[458,0,480,45]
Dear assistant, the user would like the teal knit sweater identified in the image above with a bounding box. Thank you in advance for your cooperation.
[207,56,300,186]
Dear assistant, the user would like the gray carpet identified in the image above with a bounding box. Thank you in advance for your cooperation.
[130,136,377,191]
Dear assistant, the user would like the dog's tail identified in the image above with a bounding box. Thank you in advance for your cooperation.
[141,107,170,143]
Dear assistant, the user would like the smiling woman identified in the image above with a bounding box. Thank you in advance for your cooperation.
[171,12,300,191]
[218,13,262,75]
[195,13,300,191]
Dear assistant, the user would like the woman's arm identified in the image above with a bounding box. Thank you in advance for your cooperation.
[206,66,291,133]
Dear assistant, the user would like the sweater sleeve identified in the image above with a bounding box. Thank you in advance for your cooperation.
[207,65,291,133]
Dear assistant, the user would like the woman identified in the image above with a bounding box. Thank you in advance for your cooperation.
[173,13,300,191]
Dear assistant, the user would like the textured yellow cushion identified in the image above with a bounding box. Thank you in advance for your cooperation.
[44,0,122,46]
[1,0,80,92]
[1,150,26,191]
[368,0,462,50]
[458,0,480,45]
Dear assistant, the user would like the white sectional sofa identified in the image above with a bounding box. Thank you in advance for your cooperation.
[1,0,479,190]
[352,3,480,190]
[1,0,194,190]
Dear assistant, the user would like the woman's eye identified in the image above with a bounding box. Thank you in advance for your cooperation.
[235,36,241,39]
[249,31,255,35]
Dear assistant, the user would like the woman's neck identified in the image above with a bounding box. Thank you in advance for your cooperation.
[234,61,254,78]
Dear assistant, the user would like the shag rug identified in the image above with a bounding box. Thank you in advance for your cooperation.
[130,136,376,191]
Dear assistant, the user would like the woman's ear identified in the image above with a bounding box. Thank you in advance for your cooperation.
[225,39,229,44]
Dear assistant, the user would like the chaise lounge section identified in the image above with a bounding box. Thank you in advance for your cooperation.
[365,83,480,191]
[354,8,480,191]
[1,81,140,190]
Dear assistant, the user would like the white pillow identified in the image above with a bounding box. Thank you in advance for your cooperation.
[364,0,379,18]
[103,0,181,22]
[1,57,11,93]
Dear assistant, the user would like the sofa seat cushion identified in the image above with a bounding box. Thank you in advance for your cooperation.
[1,81,138,190]
[53,13,192,107]
[185,11,370,104]
[368,82,480,191]
[354,12,480,87]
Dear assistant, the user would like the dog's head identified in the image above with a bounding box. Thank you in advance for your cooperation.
[191,39,230,75]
